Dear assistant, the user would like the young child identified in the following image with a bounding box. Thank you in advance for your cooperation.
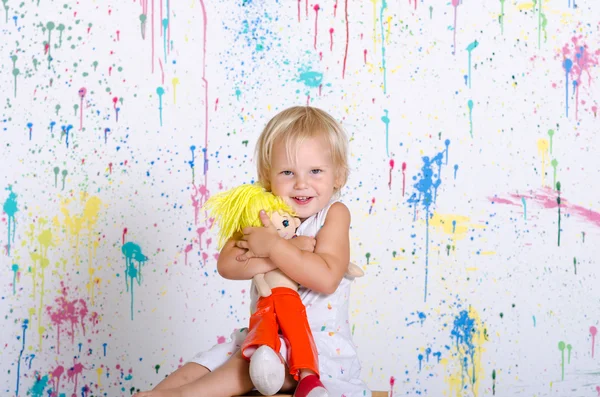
[134,106,370,397]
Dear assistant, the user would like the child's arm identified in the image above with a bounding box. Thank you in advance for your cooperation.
[237,202,351,294]
[217,233,278,280]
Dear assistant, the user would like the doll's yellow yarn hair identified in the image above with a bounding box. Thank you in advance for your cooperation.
[204,184,295,249]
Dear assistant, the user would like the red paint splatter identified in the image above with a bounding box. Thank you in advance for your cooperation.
[108,163,113,174]
[44,43,50,54]
[215,98,219,111]
[390,376,396,397]
[122,228,128,244]
[313,4,320,50]
[116,30,120,41]
[46,282,89,354]
[334,0,338,17]
[364,49,367,64]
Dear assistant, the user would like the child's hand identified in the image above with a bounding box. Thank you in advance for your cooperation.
[235,210,282,258]
[289,236,316,252]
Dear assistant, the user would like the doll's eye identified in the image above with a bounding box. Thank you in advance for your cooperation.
[282,220,290,227]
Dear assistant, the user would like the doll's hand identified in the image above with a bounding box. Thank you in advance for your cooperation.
[235,210,282,258]
[289,236,316,252]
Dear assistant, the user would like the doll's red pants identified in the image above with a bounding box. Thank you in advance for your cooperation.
[241,287,319,380]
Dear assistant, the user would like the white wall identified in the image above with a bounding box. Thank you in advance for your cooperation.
[1,0,599,396]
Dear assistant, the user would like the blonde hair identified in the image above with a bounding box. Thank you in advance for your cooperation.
[255,106,349,192]
[203,184,295,249]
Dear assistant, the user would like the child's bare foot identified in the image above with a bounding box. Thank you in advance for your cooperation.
[133,389,183,397]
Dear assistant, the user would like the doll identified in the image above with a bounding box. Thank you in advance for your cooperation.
[204,184,363,395]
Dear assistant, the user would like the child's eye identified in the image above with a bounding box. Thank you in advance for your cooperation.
[282,171,293,176]
[311,169,322,174]
[282,220,290,227]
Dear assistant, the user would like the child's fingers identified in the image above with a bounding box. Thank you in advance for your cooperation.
[259,210,272,228]
[235,240,249,249]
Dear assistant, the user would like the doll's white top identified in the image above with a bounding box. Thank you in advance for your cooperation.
[190,200,371,397]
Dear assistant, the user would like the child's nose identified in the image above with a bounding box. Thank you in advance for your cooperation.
[294,175,308,189]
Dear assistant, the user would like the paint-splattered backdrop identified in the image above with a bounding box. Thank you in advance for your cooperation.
[1,0,599,396]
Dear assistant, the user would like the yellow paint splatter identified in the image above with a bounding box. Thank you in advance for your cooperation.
[172,77,179,104]
[60,193,103,304]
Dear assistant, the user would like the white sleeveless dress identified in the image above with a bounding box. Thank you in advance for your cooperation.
[190,200,371,397]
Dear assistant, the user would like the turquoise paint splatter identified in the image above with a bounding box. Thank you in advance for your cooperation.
[156,87,165,126]
[381,109,390,156]
[3,185,18,256]
[162,18,169,62]
[122,242,148,320]
[407,142,450,301]
[379,0,388,93]
[468,100,474,137]
[466,40,479,88]
[298,67,323,88]
[12,264,18,294]
[522,197,526,220]
[532,315,536,327]
[28,373,49,397]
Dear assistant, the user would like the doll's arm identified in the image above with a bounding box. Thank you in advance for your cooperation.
[217,233,277,280]
[253,274,272,297]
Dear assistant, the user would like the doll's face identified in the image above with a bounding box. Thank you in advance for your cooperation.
[269,211,301,240]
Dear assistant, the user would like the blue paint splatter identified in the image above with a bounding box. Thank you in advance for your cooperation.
[563,58,573,117]
[466,40,479,88]
[3,186,18,256]
[407,142,450,301]
[27,122,33,140]
[453,164,459,179]
[16,319,28,396]
[417,353,423,371]
[451,310,477,389]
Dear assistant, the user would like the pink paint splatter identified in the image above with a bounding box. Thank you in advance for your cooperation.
[561,37,600,120]
[388,159,395,189]
[66,358,87,396]
[401,162,407,196]
[313,4,320,50]
[390,376,396,397]
[46,283,89,354]
[364,49,367,64]
[122,228,128,245]
[78,87,87,131]
[49,365,64,397]
[184,243,193,266]
[591,326,597,358]
[342,0,349,78]
[490,187,600,228]
[329,28,334,51]
[217,335,226,344]
[196,227,206,250]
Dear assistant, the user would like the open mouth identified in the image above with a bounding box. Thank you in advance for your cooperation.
[292,196,313,205]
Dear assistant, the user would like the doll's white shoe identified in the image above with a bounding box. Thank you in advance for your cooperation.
[249,345,285,396]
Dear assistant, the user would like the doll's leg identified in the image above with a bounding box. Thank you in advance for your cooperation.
[151,362,210,390]
[133,351,254,397]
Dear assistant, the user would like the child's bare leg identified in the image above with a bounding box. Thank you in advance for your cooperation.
[152,362,210,390]
[134,351,254,397]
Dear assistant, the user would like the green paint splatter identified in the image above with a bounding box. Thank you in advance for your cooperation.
[11,55,19,97]
[499,312,503,318]
[551,159,558,188]
[139,14,147,39]
[365,252,371,265]
[61,169,68,190]
[573,257,576,274]
[429,5,433,19]
[392,250,397,258]
[492,369,496,395]
[499,0,505,34]
[53,167,59,187]
[154,364,160,374]
[558,341,565,380]
[2,0,8,23]
[55,104,61,115]
[548,129,555,153]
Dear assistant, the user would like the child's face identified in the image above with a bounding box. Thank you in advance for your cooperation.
[269,136,339,221]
